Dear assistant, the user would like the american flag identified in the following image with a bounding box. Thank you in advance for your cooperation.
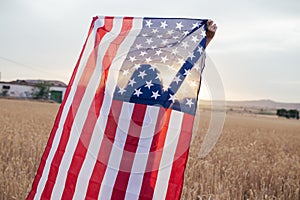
[27,16,207,200]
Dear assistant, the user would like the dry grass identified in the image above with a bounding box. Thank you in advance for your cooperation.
[0,99,59,199]
[182,111,300,199]
[0,99,299,199]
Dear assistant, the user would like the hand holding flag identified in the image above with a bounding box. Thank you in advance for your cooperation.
[27,16,214,200]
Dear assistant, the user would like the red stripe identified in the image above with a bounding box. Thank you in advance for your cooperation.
[26,16,99,200]
[110,103,148,200]
[61,17,133,199]
[138,108,172,200]
[85,100,123,199]
[39,17,114,199]
[165,113,194,200]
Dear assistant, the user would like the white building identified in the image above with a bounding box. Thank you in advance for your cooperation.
[0,79,67,103]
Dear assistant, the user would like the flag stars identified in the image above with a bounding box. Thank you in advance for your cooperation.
[151,91,161,100]
[168,94,176,103]
[192,22,200,29]
[140,51,147,56]
[173,75,182,84]
[145,38,153,45]
[155,73,162,81]
[155,49,163,56]
[149,65,157,71]
[160,21,168,29]
[136,44,142,49]
[191,35,199,43]
[145,57,152,63]
[122,69,129,76]
[152,29,159,34]
[183,30,189,36]
[167,30,175,35]
[118,87,126,95]
[138,70,147,79]
[188,52,195,60]
[134,88,143,97]
[171,48,179,55]
[167,65,175,72]
[176,22,184,30]
[109,19,207,115]
[173,35,179,40]
[128,78,136,87]
[144,80,154,89]
[161,56,169,63]
[183,69,191,76]
[162,84,171,91]
[145,20,153,28]
[190,80,197,88]
[181,41,189,49]
[129,56,137,62]
[197,46,204,54]
[151,45,157,49]
[186,98,194,108]
[134,64,141,70]
[161,39,168,46]
[177,58,185,65]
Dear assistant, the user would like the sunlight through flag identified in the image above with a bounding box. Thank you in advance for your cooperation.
[27,16,207,200]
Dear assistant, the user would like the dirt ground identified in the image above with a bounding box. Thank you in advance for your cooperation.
[0,99,299,199]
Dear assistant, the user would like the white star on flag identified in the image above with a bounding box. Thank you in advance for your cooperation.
[151,90,161,99]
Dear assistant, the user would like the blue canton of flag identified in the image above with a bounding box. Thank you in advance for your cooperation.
[113,18,207,115]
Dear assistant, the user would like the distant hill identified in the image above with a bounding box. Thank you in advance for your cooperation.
[226,99,300,110]
[199,99,300,110]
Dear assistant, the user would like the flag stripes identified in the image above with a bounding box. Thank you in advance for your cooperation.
[124,106,160,200]
[27,16,101,200]
[59,17,134,200]
[165,114,194,199]
[84,100,124,199]
[87,100,127,199]
[27,15,204,200]
[110,103,147,199]
[152,111,184,200]
[73,17,143,200]
[139,108,172,199]
[38,17,115,200]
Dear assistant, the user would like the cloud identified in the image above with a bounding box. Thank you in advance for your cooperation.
[252,0,300,16]
[0,0,299,102]
[269,80,300,85]
[211,16,300,51]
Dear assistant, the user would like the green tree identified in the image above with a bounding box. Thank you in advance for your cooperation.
[1,90,8,96]
[32,81,50,100]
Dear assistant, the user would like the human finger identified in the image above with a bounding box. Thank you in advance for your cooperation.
[208,23,217,32]
[207,19,213,26]
[211,24,217,32]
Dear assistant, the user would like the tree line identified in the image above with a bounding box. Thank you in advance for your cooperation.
[276,109,299,119]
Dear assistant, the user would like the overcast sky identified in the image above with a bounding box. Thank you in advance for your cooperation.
[0,0,299,103]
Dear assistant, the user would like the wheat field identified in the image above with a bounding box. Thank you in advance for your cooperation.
[0,99,299,199]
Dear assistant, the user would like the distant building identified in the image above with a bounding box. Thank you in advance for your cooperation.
[0,79,67,103]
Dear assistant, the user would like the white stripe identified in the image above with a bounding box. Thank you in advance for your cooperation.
[124,106,160,200]
[152,110,183,200]
[97,102,135,200]
[72,112,108,199]
[73,17,144,199]
[50,17,125,199]
[33,17,105,200]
